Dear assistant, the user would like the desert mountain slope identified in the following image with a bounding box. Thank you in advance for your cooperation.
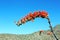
[0,24,60,40]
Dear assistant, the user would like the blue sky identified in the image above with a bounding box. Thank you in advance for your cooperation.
[0,0,60,34]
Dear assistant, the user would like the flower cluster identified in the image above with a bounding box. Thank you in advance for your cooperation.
[47,31,52,35]
[39,30,52,35]
[39,30,44,35]
[15,11,59,40]
[16,11,48,26]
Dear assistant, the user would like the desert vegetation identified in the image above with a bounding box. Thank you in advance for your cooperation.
[15,11,59,40]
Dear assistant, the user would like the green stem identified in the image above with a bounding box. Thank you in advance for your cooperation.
[46,17,58,40]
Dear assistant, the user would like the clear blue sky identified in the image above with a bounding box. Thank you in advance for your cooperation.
[0,0,60,34]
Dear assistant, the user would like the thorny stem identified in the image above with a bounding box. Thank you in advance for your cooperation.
[46,17,59,40]
[39,31,42,35]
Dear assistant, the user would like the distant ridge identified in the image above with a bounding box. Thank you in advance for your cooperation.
[0,24,60,40]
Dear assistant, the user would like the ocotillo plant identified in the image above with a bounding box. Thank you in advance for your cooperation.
[15,11,58,40]
[39,30,44,35]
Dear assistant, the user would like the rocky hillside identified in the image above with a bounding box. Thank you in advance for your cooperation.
[0,25,60,40]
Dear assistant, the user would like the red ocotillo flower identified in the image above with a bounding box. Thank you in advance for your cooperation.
[40,30,44,33]
[40,11,48,18]
[21,18,26,23]
[29,13,34,17]
[47,31,52,35]
[38,11,41,17]
[28,13,34,22]
[21,13,34,24]
[24,17,28,22]
[39,30,44,35]
[25,13,33,21]
[33,11,39,18]
[15,11,48,26]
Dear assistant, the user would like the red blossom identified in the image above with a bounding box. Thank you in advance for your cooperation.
[25,13,34,21]
[25,15,29,19]
[47,31,52,35]
[21,18,26,23]
[29,13,34,17]
[33,11,39,18]
[38,11,41,17]
[40,11,48,18]
[24,17,28,22]
[40,30,44,32]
